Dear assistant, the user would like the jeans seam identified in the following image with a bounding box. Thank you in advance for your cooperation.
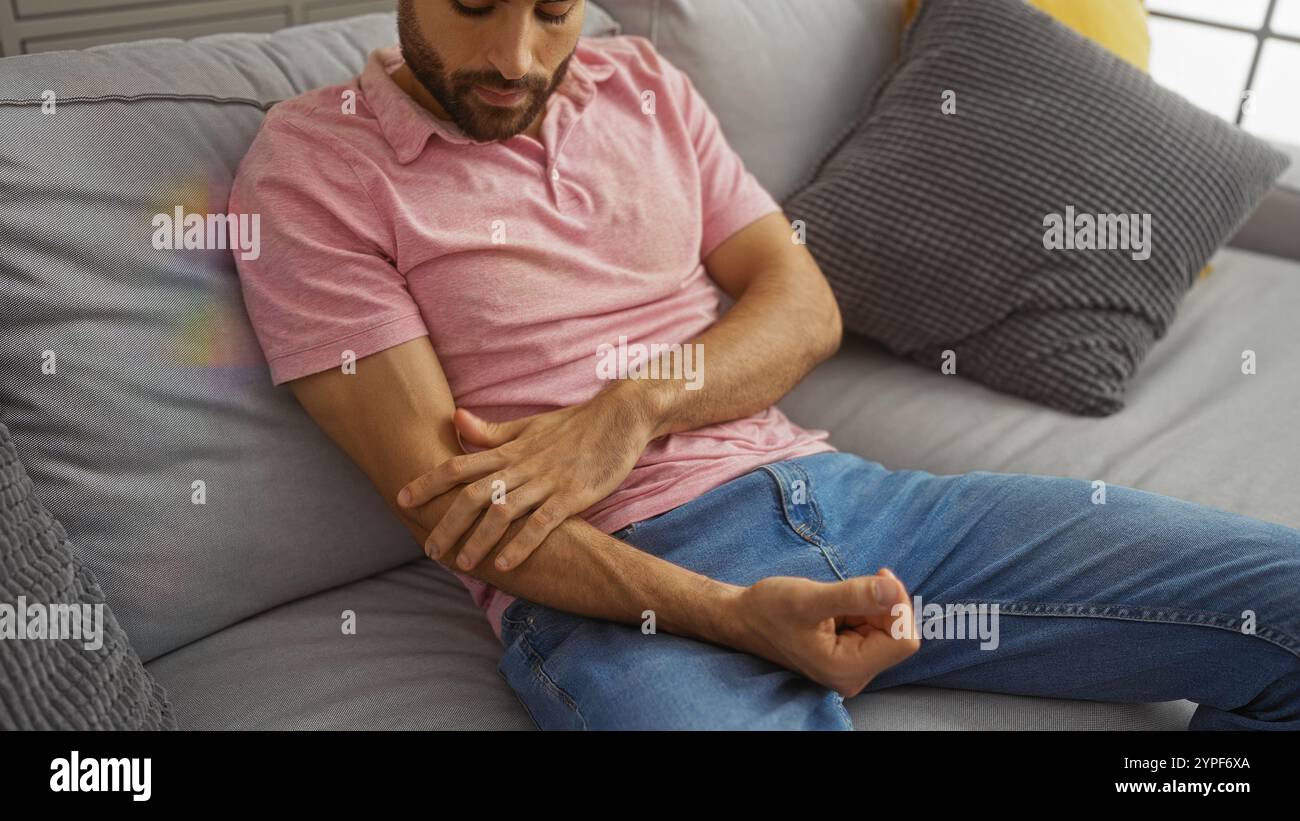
[984,600,1300,661]
[793,526,849,582]
[795,463,826,534]
[516,632,588,728]
[760,464,848,581]
[495,665,546,731]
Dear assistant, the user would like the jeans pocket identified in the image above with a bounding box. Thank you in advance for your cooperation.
[501,597,589,646]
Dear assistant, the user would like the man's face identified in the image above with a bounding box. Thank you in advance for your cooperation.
[397,0,585,142]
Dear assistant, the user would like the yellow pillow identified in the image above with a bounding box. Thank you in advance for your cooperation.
[1027,0,1150,70]
[903,0,1149,69]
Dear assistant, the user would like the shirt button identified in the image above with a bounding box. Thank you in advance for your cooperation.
[551,169,561,182]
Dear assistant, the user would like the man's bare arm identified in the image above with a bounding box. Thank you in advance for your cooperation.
[402,211,843,570]
[287,335,743,644]
[633,211,843,439]
[287,335,918,697]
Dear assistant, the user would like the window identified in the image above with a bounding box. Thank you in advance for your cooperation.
[1147,0,1300,146]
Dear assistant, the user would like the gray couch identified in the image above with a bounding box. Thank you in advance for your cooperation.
[1,2,1296,730]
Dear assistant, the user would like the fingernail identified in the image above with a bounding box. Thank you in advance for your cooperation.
[398,488,410,506]
[458,554,472,570]
[495,556,510,570]
[874,577,897,605]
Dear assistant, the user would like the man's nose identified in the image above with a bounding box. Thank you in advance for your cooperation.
[486,13,535,81]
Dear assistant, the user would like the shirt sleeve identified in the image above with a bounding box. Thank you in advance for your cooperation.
[661,53,783,260]
[227,117,429,386]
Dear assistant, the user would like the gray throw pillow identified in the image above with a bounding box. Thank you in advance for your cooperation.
[786,0,1291,416]
[0,421,175,730]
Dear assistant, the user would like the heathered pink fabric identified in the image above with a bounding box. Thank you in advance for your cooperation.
[229,36,835,639]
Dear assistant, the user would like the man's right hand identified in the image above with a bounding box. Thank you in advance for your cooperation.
[734,569,921,698]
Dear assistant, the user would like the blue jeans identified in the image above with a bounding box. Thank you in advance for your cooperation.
[497,452,1300,730]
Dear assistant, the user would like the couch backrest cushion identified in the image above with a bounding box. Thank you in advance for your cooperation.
[597,0,907,201]
[0,8,617,662]
[0,15,403,663]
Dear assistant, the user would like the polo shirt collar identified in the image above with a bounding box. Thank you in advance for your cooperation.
[360,40,617,164]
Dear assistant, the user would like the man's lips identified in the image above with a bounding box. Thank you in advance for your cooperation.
[474,85,528,106]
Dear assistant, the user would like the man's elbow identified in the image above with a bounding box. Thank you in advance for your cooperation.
[806,280,842,364]
[822,295,843,360]
[799,257,842,363]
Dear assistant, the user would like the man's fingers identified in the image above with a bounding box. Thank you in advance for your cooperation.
[453,408,530,449]
[811,573,904,622]
[456,482,550,571]
[398,449,511,508]
[821,572,920,696]
[861,570,912,633]
[426,473,515,561]
[821,571,915,633]
[837,616,921,689]
[494,497,571,571]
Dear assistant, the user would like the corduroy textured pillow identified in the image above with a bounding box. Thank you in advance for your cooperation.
[0,421,174,730]
[788,0,1290,416]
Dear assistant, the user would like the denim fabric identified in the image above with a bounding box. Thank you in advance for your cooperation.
[498,452,1300,730]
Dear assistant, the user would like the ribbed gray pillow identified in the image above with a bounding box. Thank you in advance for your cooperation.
[0,421,174,730]
[787,0,1290,416]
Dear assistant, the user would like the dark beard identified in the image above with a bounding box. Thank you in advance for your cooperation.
[397,2,574,142]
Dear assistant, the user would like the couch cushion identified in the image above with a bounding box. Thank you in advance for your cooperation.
[583,1,623,37]
[0,10,621,665]
[146,555,1194,730]
[850,687,1192,730]
[596,0,907,201]
[779,247,1300,533]
[0,15,420,664]
[145,559,532,730]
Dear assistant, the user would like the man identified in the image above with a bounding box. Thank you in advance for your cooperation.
[230,0,1300,730]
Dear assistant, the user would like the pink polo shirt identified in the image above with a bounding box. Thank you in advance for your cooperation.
[229,36,835,639]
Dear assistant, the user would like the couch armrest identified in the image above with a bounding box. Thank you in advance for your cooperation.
[1230,186,1300,263]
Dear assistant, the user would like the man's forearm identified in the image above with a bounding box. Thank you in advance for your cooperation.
[631,256,842,440]
[395,489,752,651]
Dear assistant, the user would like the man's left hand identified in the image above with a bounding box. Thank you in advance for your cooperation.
[397,385,657,571]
